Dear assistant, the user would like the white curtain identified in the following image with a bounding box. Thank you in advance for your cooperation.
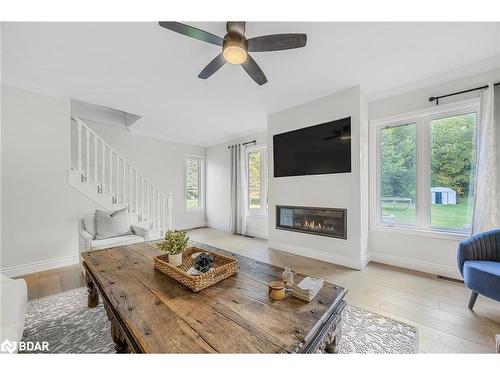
[229,144,248,235]
[472,83,500,234]
[240,147,249,236]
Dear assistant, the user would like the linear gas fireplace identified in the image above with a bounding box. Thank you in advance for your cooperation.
[276,205,347,239]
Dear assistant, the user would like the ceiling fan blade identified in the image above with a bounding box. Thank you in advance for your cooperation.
[158,22,223,46]
[226,22,246,35]
[198,54,226,79]
[247,34,307,52]
[241,54,267,85]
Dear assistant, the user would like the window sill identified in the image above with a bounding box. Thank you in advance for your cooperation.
[371,224,469,241]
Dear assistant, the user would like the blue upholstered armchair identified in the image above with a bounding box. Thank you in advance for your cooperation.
[457,229,500,309]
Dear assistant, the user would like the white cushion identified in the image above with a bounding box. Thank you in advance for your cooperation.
[91,234,144,251]
[95,208,132,240]
[1,274,27,353]
[83,213,97,239]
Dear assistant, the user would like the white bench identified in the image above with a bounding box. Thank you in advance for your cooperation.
[79,212,150,253]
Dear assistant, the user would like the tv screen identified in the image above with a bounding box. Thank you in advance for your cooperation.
[273,117,351,177]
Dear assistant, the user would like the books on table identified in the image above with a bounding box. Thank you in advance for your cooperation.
[291,276,324,302]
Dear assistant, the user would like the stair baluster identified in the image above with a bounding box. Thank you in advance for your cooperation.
[69,117,173,239]
[93,134,98,183]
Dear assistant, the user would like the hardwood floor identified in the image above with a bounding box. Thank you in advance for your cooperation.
[17,227,500,353]
[17,264,85,301]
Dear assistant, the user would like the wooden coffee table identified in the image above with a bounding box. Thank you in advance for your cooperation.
[82,241,347,353]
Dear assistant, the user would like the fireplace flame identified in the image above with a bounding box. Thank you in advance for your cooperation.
[303,220,323,230]
[292,218,336,233]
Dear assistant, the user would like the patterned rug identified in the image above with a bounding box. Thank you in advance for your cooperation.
[22,287,418,354]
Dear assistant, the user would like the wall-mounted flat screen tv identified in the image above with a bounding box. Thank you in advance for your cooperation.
[273,117,351,177]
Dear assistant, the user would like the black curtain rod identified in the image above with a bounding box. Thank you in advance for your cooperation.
[429,81,500,105]
[227,140,256,149]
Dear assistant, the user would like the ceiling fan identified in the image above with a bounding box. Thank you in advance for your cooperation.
[158,21,307,85]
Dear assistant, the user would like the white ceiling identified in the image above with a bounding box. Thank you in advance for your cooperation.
[2,22,500,146]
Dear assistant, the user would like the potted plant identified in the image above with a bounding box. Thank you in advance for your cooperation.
[157,230,189,266]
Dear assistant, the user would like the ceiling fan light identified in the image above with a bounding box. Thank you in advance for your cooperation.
[223,45,247,65]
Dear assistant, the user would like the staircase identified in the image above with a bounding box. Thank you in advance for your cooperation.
[69,117,172,240]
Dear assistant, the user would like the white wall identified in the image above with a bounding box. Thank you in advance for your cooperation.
[368,68,500,279]
[1,84,206,276]
[206,131,268,239]
[359,91,370,265]
[369,68,500,119]
[83,119,206,230]
[0,25,3,261]
[267,86,369,269]
[1,84,101,276]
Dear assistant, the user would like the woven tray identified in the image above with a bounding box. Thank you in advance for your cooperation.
[154,246,238,292]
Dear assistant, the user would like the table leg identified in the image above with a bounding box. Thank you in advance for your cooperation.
[111,319,130,353]
[86,272,99,308]
[324,323,342,353]
[301,299,346,353]
[321,317,343,354]
[103,300,131,353]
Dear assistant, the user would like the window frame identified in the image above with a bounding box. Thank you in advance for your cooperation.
[370,97,480,238]
[245,144,268,216]
[184,154,205,213]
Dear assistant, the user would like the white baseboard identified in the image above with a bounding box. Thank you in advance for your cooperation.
[368,251,462,280]
[1,255,80,278]
[361,252,371,269]
[245,230,268,240]
[267,241,363,270]
[176,222,207,231]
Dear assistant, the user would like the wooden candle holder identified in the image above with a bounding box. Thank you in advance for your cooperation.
[268,281,285,300]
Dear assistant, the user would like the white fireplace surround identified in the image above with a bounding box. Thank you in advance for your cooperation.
[267,86,370,270]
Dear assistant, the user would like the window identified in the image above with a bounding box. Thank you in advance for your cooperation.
[185,155,204,211]
[373,99,478,234]
[380,123,417,225]
[246,145,268,214]
[430,113,477,232]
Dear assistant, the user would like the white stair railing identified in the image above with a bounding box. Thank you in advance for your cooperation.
[70,117,172,232]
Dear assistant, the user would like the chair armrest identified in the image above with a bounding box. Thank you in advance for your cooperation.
[79,230,93,252]
[131,225,150,241]
[457,228,500,276]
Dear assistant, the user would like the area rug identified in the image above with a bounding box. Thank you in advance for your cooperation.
[22,287,418,354]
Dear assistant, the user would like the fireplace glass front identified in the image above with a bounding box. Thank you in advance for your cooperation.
[276,206,347,239]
